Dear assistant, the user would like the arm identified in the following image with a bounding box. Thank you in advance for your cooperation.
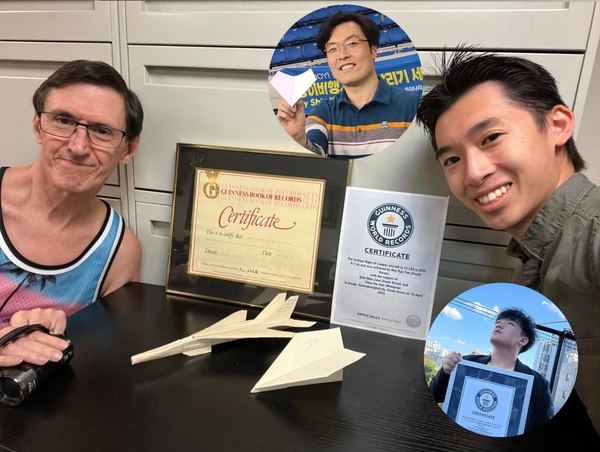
[527,375,554,431]
[276,99,308,147]
[277,99,329,156]
[0,308,69,367]
[100,227,141,297]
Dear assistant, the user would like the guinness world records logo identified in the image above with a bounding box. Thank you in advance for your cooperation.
[475,388,498,412]
[367,203,414,248]
[203,170,220,199]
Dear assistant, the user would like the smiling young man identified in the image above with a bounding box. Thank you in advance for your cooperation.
[277,12,420,158]
[417,52,600,432]
[430,308,553,434]
[0,60,143,367]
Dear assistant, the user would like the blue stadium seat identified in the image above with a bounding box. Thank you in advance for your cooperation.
[303,42,322,60]
[298,24,317,41]
[286,45,304,63]
[379,29,391,46]
[345,5,369,13]
[271,48,286,66]
[389,26,409,44]
[381,14,395,27]
[328,5,346,16]
[311,8,330,22]
[281,28,299,45]
[367,12,381,25]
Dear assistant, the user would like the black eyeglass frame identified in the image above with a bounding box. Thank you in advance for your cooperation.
[37,111,127,150]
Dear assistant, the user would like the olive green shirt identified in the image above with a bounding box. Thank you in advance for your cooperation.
[507,172,600,432]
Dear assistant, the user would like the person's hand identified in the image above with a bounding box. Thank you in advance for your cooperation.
[276,99,308,146]
[442,351,463,375]
[0,309,69,367]
[10,308,67,334]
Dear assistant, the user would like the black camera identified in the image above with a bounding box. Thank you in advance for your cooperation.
[0,325,74,407]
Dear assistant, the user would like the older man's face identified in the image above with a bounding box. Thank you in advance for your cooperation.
[33,83,137,195]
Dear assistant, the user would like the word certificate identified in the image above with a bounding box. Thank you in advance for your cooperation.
[189,169,325,293]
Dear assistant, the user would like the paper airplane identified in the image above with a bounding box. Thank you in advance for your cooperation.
[251,328,365,393]
[270,69,316,106]
[131,293,316,365]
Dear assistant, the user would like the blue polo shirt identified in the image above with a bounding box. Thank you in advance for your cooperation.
[305,78,420,158]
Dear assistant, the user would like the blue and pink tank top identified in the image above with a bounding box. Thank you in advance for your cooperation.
[0,167,124,324]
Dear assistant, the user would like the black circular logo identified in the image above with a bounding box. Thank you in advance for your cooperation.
[475,389,498,412]
[367,203,414,248]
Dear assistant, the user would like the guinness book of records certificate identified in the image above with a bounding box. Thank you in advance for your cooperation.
[331,187,448,339]
[188,169,325,293]
[443,360,534,437]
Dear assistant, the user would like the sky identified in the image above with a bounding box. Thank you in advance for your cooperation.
[426,283,573,368]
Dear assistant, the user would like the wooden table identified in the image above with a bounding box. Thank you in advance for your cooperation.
[0,283,597,451]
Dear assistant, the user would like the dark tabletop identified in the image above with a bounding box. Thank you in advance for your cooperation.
[0,283,597,452]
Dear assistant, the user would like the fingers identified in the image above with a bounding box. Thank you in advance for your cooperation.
[10,308,67,334]
[0,355,23,367]
[1,332,68,366]
[442,351,463,375]
[0,319,69,367]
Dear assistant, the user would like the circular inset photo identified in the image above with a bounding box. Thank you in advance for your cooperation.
[424,283,578,437]
[268,4,422,159]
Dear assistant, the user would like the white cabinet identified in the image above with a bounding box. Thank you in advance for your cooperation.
[0,1,113,42]
[125,1,593,51]
[135,200,172,286]
[128,45,303,192]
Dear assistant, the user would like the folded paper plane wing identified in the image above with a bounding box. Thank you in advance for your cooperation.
[269,69,316,107]
[251,328,365,393]
[131,292,315,365]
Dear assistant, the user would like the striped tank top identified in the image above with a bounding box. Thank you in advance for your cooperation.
[0,167,124,324]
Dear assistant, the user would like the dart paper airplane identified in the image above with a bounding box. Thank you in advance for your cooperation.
[251,328,365,393]
[270,69,316,106]
[131,293,315,365]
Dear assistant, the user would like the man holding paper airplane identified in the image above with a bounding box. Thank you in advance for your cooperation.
[276,12,420,158]
[430,308,553,434]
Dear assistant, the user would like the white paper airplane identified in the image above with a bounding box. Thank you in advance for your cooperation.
[131,293,316,365]
[251,328,365,393]
[270,69,316,107]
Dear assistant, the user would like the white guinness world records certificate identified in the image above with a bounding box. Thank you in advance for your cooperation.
[443,360,534,437]
[331,187,448,339]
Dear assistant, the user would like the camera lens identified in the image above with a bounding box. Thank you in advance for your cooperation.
[0,367,37,407]
[0,375,25,406]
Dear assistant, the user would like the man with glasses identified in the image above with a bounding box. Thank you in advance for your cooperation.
[277,12,420,158]
[0,60,143,367]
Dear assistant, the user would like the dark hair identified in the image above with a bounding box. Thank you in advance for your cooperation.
[416,50,585,171]
[33,60,143,140]
[316,12,380,52]
[496,308,536,354]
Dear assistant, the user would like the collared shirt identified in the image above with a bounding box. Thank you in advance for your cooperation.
[506,172,600,431]
[305,78,420,158]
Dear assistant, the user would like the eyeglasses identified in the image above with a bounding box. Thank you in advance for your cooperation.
[324,38,369,55]
[37,112,127,150]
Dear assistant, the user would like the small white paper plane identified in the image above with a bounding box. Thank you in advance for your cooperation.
[270,69,316,107]
[251,328,365,393]
[131,293,316,365]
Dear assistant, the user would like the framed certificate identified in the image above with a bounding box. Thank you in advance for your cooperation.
[166,144,350,320]
[443,360,534,437]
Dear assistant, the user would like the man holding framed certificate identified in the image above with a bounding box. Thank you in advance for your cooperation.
[430,308,553,435]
